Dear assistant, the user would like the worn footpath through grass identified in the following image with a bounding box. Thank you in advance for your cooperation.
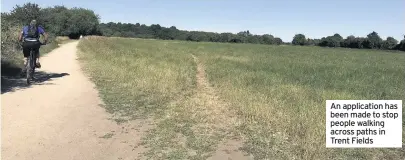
[78,37,405,160]
[78,37,246,159]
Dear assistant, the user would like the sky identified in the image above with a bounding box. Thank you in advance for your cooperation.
[2,0,404,42]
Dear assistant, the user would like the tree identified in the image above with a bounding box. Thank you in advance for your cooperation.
[186,32,197,41]
[333,34,343,41]
[39,6,70,35]
[292,34,306,45]
[219,33,233,42]
[230,37,243,43]
[319,37,328,47]
[65,8,99,38]
[165,26,179,40]
[8,3,41,25]
[209,33,221,42]
[333,33,343,47]
[319,33,343,47]
[101,28,114,37]
[381,37,398,50]
[396,35,405,51]
[238,30,251,37]
[306,38,315,45]
[365,31,382,49]
[274,37,283,45]
[261,34,275,45]
[356,37,368,49]
[313,39,321,46]
[246,35,261,44]
[150,24,162,38]
[112,31,122,37]
[342,35,357,48]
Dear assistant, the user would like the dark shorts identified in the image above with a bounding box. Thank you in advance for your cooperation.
[22,41,41,58]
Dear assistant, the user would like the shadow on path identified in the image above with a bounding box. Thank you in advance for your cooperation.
[1,71,70,94]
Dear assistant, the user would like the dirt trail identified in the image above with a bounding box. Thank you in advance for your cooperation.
[191,55,251,160]
[1,41,149,160]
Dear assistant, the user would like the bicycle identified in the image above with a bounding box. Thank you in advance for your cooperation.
[25,42,46,85]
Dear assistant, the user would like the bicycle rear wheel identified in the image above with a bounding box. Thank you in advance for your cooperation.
[26,50,36,84]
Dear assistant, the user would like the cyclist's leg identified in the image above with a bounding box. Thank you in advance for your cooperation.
[35,47,41,68]
[22,42,30,72]
[33,42,41,68]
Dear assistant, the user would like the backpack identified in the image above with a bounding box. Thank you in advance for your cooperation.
[26,25,39,39]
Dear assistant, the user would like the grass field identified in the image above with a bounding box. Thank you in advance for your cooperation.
[78,37,404,160]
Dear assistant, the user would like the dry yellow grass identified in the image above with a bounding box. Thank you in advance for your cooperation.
[78,37,405,160]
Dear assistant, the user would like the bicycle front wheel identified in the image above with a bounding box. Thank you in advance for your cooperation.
[26,50,35,84]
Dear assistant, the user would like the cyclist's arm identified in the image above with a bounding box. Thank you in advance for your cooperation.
[38,26,48,44]
[42,32,49,44]
[18,31,23,42]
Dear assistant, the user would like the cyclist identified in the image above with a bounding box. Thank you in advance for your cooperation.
[18,20,48,72]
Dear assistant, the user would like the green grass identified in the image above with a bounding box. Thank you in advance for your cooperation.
[195,43,405,160]
[78,37,203,159]
[78,37,405,160]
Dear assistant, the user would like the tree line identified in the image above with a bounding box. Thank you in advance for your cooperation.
[292,33,405,51]
[99,22,404,51]
[99,23,284,45]
[2,2,405,52]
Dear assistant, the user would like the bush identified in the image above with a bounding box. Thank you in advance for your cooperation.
[1,20,24,76]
